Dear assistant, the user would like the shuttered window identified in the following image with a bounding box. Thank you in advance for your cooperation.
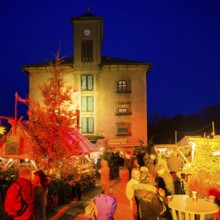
[81,96,94,112]
[81,75,93,91]
[81,117,94,133]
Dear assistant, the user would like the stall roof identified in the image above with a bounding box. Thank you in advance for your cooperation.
[0,117,98,160]
[155,144,177,149]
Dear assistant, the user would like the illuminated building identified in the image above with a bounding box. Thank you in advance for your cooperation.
[22,9,151,145]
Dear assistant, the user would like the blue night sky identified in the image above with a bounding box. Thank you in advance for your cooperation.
[0,0,220,119]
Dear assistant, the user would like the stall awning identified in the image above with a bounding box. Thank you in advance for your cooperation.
[108,138,141,147]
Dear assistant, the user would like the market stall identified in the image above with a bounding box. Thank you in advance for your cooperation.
[0,116,37,170]
[0,116,99,173]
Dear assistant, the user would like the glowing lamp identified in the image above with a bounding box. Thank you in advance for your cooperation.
[0,126,6,135]
[213,151,220,156]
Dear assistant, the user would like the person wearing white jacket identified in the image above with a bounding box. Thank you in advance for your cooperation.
[126,168,140,220]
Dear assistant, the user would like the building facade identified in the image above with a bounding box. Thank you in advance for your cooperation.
[22,10,151,145]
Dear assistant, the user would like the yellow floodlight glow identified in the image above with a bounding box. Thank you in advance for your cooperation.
[213,151,220,156]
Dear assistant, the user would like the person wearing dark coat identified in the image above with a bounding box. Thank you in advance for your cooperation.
[134,169,166,220]
[135,189,166,220]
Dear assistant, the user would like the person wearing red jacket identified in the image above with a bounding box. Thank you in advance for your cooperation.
[14,168,37,220]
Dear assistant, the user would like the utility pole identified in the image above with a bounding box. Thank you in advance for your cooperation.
[212,121,215,137]
[175,131,177,144]
[14,92,18,135]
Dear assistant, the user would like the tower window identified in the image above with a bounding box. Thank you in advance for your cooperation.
[81,40,93,62]
[81,96,94,112]
[117,80,127,93]
[81,75,93,91]
[81,117,94,133]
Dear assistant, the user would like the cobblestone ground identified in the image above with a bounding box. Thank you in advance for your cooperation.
[49,183,103,220]
[49,180,133,220]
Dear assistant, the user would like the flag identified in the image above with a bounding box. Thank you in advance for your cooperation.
[15,92,28,105]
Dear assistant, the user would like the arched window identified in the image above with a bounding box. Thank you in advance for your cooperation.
[118,80,127,93]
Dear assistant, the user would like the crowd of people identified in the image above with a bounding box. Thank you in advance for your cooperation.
[82,147,184,220]
[124,146,185,220]
[3,146,183,220]
[125,166,174,220]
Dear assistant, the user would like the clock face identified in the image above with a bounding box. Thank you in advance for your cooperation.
[83,28,92,37]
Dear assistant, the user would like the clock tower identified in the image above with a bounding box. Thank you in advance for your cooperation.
[71,9,103,70]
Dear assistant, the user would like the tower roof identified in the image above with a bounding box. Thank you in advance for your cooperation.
[80,10,96,18]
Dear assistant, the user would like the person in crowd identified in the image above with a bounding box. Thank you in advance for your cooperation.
[137,151,145,167]
[98,159,110,193]
[124,154,133,179]
[167,151,183,173]
[133,167,157,193]
[145,154,157,178]
[32,170,50,220]
[132,158,140,169]
[15,168,37,220]
[74,175,82,201]
[83,193,117,220]
[155,175,173,220]
[134,168,168,220]
[156,164,175,195]
[143,153,150,167]
[126,168,141,220]
[147,138,158,158]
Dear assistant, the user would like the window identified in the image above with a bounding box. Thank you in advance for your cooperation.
[81,40,93,62]
[116,102,131,115]
[81,96,94,112]
[117,79,132,93]
[81,75,93,91]
[81,117,94,133]
[116,122,131,136]
[118,108,127,113]
[117,80,127,93]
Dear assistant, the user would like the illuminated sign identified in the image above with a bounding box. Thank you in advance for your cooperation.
[5,135,20,154]
[108,138,127,145]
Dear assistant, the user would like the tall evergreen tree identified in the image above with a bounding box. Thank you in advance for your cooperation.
[29,52,79,170]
